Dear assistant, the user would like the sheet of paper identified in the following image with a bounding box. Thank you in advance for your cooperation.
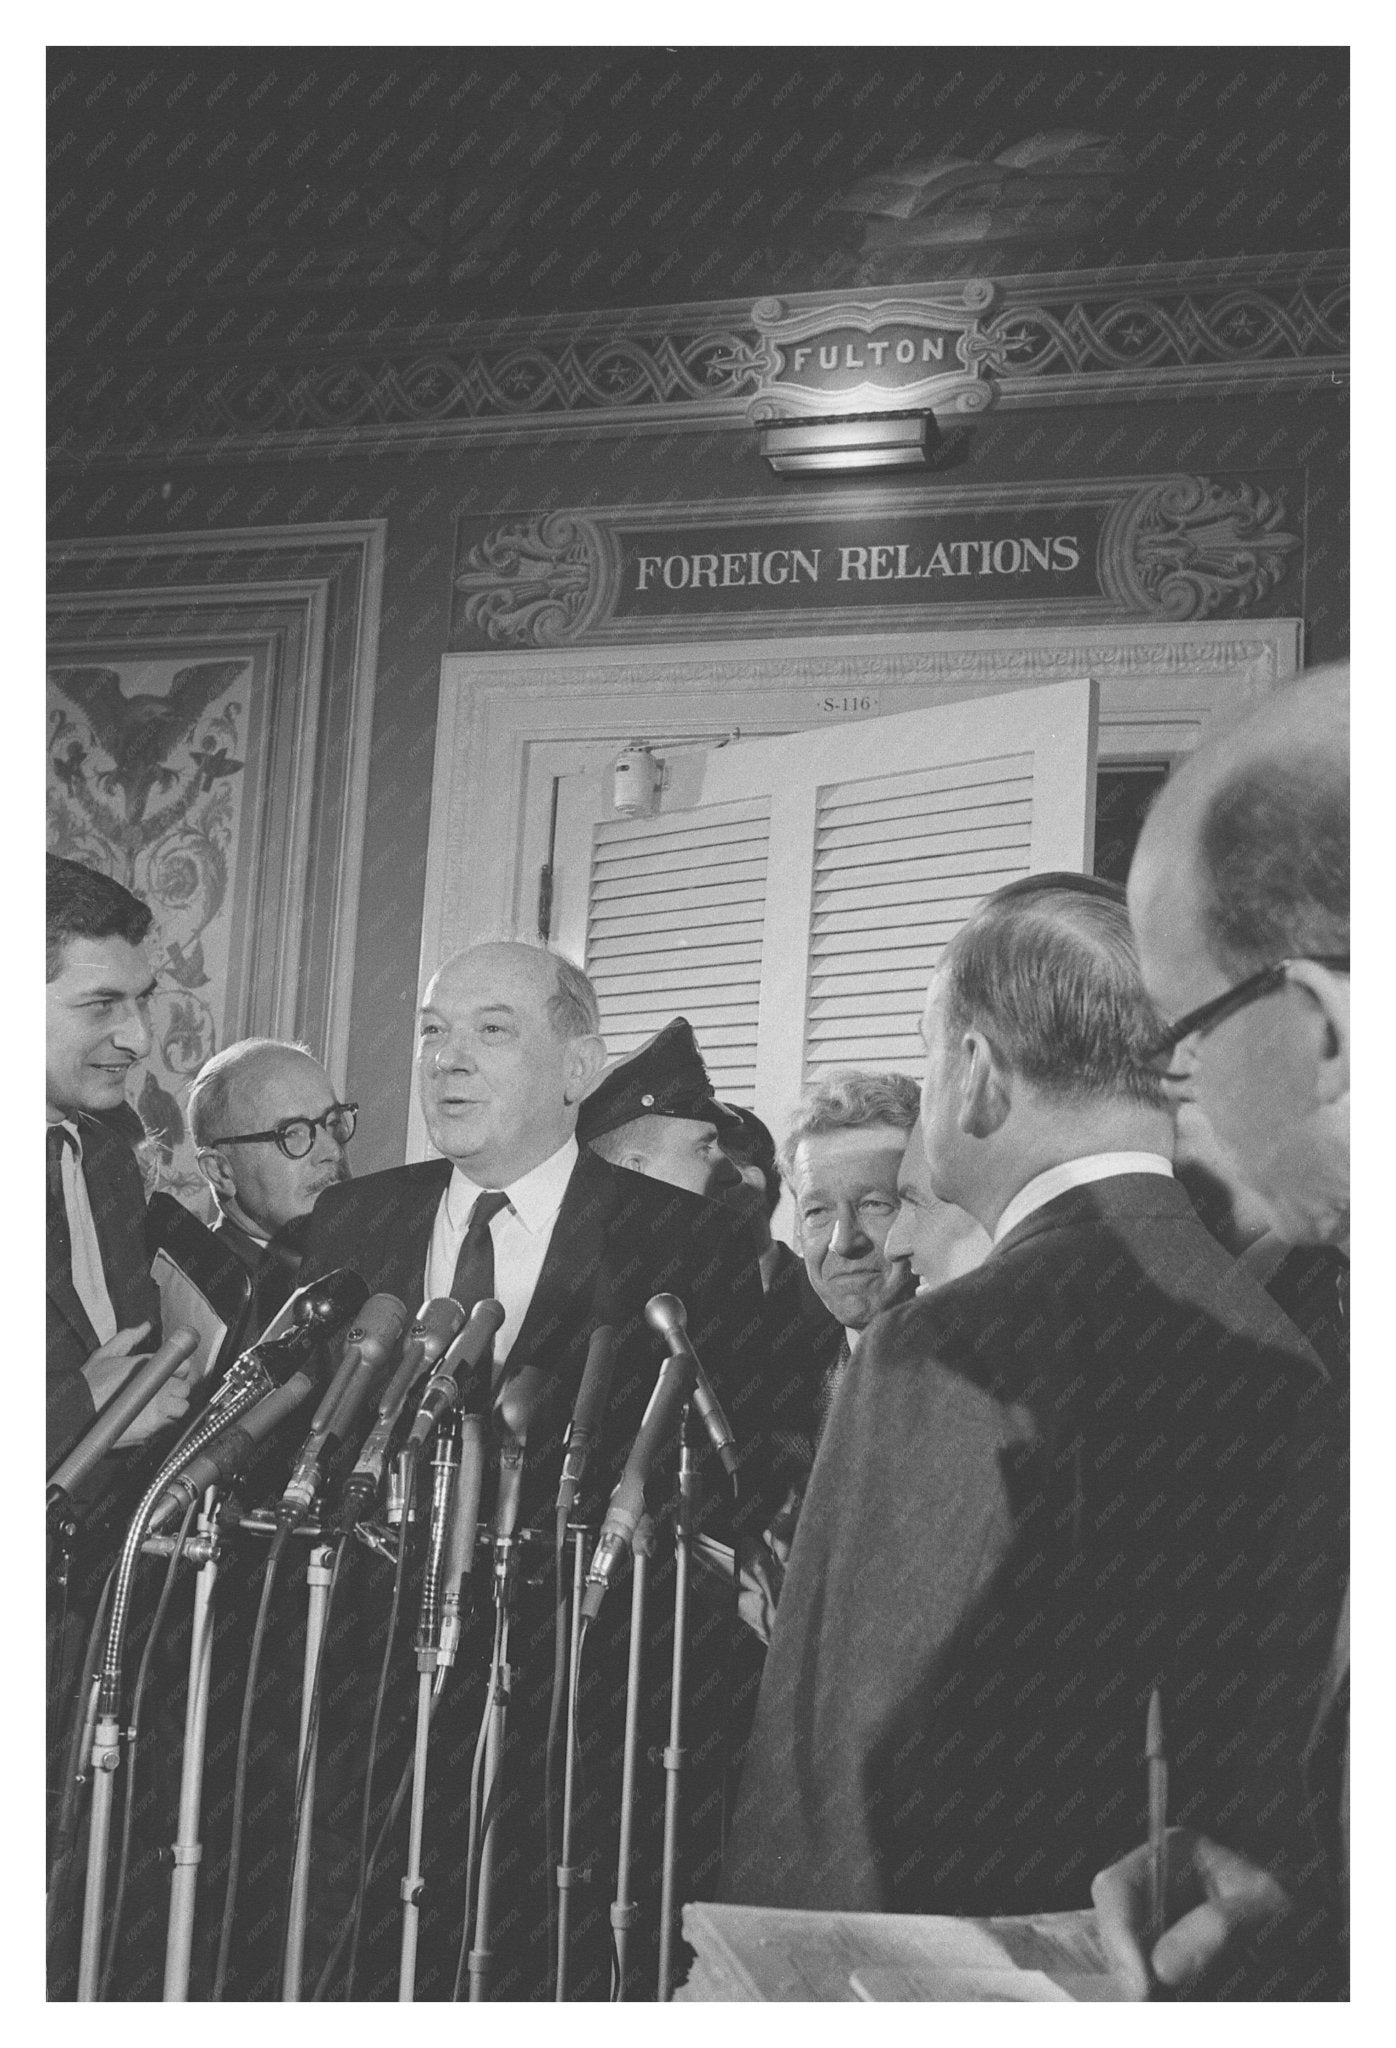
[151,1248,227,1382]
[851,1965,1072,2001]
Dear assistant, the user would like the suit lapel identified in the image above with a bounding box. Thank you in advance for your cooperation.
[501,1149,619,1389]
[392,1163,453,1308]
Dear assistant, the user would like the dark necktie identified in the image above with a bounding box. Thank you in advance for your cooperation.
[47,1124,73,1281]
[449,1189,511,1315]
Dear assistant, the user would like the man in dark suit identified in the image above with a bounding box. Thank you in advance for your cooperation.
[188,1035,355,1322]
[294,941,765,2001]
[46,854,192,1472]
[722,875,1326,1940]
[1094,665,1350,1998]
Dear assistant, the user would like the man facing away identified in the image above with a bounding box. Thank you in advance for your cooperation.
[1093,666,1350,1998]
[722,875,1326,1925]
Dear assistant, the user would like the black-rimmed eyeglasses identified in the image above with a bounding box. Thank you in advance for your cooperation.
[1142,959,1349,1076]
[204,1103,358,1159]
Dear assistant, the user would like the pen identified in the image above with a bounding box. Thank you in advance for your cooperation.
[1146,1687,1170,1967]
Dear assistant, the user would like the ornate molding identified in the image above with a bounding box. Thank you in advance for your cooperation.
[49,254,1347,466]
[449,472,1303,648]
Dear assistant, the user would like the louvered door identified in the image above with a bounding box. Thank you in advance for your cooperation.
[585,797,771,1101]
[554,678,1097,1136]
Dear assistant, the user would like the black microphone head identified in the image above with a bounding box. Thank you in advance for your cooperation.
[644,1292,687,1339]
[288,1267,371,1332]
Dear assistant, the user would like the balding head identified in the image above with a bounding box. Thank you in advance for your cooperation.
[191,1038,352,1238]
[417,943,605,1183]
[1127,668,1349,1247]
[1132,666,1349,979]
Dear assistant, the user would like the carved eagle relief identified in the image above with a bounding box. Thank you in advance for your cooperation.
[48,660,247,824]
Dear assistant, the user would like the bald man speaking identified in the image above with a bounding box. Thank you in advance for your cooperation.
[296,941,765,2002]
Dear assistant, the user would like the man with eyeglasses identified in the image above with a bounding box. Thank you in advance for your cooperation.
[188,1037,354,1297]
[1091,666,1350,2001]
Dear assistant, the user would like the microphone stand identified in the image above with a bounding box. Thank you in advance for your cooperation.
[281,1537,336,2000]
[553,1521,589,2001]
[398,1419,461,2002]
[467,1436,525,2003]
[658,1407,699,2002]
[609,1536,649,2001]
[162,1490,225,2000]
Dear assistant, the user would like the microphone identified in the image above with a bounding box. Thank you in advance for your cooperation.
[581,1342,694,1622]
[47,1328,200,1499]
[645,1293,739,1481]
[556,1322,618,1521]
[145,1359,334,1533]
[277,1293,410,1522]
[405,1299,505,1451]
[333,1297,466,1530]
[211,1268,371,1412]
[436,1412,487,1665]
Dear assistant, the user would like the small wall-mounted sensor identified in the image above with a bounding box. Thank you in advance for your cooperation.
[612,740,663,817]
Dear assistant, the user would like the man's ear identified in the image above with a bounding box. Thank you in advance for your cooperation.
[1286,960,1350,1106]
[196,1146,235,1204]
[959,1030,1012,1139]
[563,1033,608,1105]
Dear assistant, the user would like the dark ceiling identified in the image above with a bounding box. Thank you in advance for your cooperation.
[49,45,1348,362]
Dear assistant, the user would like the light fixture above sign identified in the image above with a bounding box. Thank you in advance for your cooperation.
[759,412,940,476]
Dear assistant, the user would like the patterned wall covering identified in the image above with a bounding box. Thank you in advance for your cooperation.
[47,653,262,1207]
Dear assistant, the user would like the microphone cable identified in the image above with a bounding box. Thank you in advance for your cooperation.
[46,1563,116,1920]
[98,1494,200,1998]
[309,1665,450,2000]
[342,1458,416,2000]
[275,1529,350,1998]
[450,1599,503,2001]
[543,1510,568,1992]
[212,1514,293,1999]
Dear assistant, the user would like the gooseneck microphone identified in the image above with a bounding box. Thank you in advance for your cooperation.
[405,1299,506,1450]
[147,1365,335,1533]
[208,1268,372,1419]
[645,1293,739,1480]
[334,1298,467,1531]
[277,1294,410,1523]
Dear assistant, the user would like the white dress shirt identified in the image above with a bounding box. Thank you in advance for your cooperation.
[424,1135,579,1366]
[993,1151,1173,1246]
[53,1118,118,1344]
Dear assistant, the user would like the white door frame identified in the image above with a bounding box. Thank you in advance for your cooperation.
[410,618,1299,1158]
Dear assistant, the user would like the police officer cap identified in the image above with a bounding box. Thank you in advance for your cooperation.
[576,1017,743,1145]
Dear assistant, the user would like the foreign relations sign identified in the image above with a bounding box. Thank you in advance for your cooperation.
[449,474,1302,648]
[617,509,1098,619]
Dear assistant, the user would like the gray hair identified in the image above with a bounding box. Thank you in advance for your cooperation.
[939,886,1162,1106]
[188,1036,316,1147]
[547,951,601,1039]
[780,1070,919,1181]
[1196,753,1348,976]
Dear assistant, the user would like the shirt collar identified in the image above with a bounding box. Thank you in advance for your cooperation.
[49,1116,84,1161]
[446,1134,579,1235]
[993,1151,1174,1245]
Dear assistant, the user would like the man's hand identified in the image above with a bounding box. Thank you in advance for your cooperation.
[79,1323,194,1447]
[1091,1828,1291,1998]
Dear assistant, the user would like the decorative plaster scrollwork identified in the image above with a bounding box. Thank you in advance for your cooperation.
[1103,475,1301,620]
[453,512,609,646]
